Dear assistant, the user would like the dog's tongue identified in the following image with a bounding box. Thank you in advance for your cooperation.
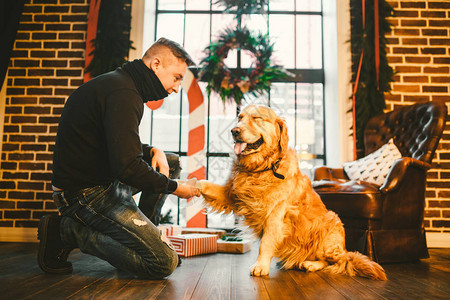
[234,142,247,155]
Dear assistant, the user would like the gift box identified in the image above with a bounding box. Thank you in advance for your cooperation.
[158,224,182,238]
[217,238,253,254]
[181,227,227,239]
[168,234,218,257]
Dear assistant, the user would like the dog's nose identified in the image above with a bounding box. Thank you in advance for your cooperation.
[231,127,241,138]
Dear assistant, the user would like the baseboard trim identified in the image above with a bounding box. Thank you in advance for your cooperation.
[0,227,449,247]
[426,232,450,248]
[0,227,38,243]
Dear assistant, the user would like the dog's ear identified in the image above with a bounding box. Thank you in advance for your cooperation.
[277,118,289,155]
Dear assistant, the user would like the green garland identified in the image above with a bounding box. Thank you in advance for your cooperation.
[215,0,268,18]
[350,0,395,158]
[199,27,288,105]
[86,0,134,78]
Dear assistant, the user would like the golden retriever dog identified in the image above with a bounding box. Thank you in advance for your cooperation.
[200,105,386,280]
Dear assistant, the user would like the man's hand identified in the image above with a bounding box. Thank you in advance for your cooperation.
[172,179,201,199]
[150,148,170,177]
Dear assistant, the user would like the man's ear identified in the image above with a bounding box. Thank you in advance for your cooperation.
[277,118,289,155]
[150,57,161,72]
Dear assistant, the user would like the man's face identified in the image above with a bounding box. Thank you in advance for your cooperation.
[151,54,187,94]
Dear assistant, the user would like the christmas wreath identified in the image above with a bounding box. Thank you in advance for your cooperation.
[199,27,289,105]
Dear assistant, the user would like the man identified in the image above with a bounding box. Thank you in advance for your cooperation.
[37,38,201,279]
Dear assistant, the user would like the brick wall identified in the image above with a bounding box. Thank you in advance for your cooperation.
[0,0,89,228]
[385,0,450,232]
[0,0,449,234]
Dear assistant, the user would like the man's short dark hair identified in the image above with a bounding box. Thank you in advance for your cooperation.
[153,37,195,66]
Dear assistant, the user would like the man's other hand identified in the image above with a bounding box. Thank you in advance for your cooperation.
[172,181,201,199]
[150,148,170,177]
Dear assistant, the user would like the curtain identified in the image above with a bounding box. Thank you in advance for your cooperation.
[0,0,25,90]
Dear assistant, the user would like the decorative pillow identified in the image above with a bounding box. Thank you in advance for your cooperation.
[343,139,402,186]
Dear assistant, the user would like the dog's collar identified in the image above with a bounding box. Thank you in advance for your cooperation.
[271,158,285,180]
[239,157,285,180]
[251,157,285,179]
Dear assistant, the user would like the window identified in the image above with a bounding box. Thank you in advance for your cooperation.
[141,0,325,228]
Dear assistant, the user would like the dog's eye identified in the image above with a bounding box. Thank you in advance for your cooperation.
[253,116,263,121]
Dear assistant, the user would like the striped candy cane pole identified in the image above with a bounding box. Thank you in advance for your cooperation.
[181,69,207,228]
[83,0,101,83]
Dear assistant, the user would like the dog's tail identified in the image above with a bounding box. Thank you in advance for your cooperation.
[328,251,387,280]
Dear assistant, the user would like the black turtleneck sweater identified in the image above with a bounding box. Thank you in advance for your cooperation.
[52,59,178,194]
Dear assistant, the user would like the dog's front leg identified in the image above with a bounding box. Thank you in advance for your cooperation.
[250,226,279,276]
[250,212,284,276]
[199,180,234,214]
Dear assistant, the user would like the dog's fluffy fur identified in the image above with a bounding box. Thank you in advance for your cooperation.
[200,105,386,280]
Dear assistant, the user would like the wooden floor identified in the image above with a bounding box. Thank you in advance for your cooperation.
[1,242,449,299]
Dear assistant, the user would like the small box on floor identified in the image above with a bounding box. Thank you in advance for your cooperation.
[181,227,227,238]
[217,238,253,254]
[168,234,218,257]
[158,224,182,237]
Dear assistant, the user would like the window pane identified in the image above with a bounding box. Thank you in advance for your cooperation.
[161,194,182,224]
[241,14,268,69]
[158,0,184,10]
[269,15,295,68]
[296,15,322,68]
[179,93,189,153]
[239,49,250,69]
[241,93,269,107]
[184,14,211,65]
[156,14,184,42]
[211,14,236,35]
[296,0,322,12]
[206,157,233,195]
[207,93,236,155]
[269,83,297,148]
[206,156,235,228]
[269,83,324,156]
[269,0,295,11]
[211,1,225,10]
[223,48,238,69]
[296,83,324,155]
[139,105,153,145]
[186,0,210,10]
[151,93,181,152]
[242,14,268,34]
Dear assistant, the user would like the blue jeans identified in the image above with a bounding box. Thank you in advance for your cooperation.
[56,154,181,279]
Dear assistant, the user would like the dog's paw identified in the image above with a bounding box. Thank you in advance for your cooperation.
[324,245,345,261]
[250,263,269,276]
[301,261,327,272]
[198,180,210,196]
[198,180,210,186]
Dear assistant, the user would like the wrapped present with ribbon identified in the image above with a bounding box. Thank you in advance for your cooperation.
[181,227,227,239]
[158,224,182,238]
[217,236,253,254]
[167,234,218,257]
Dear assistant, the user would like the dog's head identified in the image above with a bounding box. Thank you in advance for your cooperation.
[231,105,288,163]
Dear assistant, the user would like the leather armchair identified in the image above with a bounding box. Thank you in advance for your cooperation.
[313,102,447,263]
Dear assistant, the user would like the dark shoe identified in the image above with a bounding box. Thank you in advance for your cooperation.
[37,215,73,274]
[177,254,182,267]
